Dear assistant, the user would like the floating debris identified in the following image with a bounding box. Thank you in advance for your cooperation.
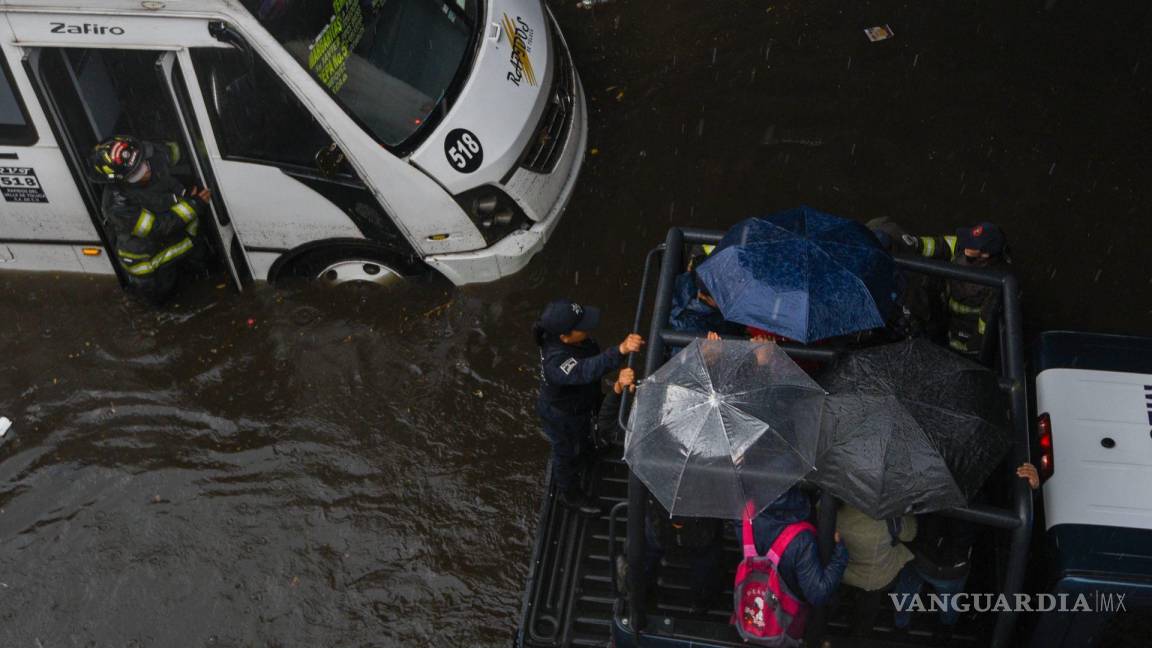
[865,24,895,42]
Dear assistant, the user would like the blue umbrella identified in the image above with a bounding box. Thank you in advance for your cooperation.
[696,206,897,343]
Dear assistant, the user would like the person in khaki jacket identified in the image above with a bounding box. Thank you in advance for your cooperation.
[836,503,918,636]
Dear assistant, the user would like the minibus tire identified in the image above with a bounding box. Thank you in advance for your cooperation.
[272,244,417,287]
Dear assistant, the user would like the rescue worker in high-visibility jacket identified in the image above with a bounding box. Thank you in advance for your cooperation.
[89,136,208,304]
[907,222,1009,360]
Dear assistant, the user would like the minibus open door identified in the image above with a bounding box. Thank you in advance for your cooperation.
[25,46,249,292]
[155,51,250,290]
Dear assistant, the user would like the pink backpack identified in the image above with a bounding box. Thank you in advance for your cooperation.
[732,502,814,646]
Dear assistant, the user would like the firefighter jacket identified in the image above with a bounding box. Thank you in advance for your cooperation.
[101,154,202,278]
[913,234,1008,356]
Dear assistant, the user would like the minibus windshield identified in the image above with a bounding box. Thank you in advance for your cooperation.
[244,0,479,149]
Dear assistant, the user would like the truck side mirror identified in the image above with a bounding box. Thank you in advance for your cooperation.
[314,143,346,178]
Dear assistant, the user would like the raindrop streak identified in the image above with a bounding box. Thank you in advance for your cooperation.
[711,47,717,65]
[913,53,920,67]
[847,56,852,71]
[1049,163,1057,175]
[1094,269,1102,283]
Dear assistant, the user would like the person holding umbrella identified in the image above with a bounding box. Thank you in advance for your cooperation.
[694,207,899,346]
[535,300,644,515]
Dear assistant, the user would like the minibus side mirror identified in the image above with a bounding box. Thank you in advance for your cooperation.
[209,21,254,71]
[314,143,346,178]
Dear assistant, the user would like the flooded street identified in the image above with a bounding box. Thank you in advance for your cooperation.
[1,1,1150,646]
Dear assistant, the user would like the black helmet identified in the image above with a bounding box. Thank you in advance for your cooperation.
[89,135,153,183]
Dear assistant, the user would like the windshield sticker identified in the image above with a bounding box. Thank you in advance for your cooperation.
[503,15,536,87]
[307,0,379,93]
[444,129,483,173]
[0,167,47,203]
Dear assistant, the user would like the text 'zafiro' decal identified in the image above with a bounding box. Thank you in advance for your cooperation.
[50,22,125,35]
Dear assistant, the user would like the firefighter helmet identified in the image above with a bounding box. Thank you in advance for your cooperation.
[89,136,154,183]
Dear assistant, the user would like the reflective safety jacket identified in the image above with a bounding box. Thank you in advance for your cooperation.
[101,154,202,278]
[913,234,1007,356]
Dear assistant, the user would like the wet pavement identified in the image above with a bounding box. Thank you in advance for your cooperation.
[1,1,1150,646]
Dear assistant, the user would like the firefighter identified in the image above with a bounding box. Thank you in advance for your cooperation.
[534,299,644,515]
[908,222,1009,360]
[89,136,208,304]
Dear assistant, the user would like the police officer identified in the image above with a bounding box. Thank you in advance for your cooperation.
[535,300,644,515]
[907,222,1010,360]
[89,135,209,304]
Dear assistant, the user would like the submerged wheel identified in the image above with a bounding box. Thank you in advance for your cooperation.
[270,242,424,287]
[315,258,402,286]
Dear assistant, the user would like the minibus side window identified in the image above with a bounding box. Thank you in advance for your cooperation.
[190,48,331,170]
[0,54,37,146]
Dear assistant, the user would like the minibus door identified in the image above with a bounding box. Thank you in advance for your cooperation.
[26,47,248,291]
[155,51,249,289]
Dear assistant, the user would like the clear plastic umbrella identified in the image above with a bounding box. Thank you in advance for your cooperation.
[625,339,827,519]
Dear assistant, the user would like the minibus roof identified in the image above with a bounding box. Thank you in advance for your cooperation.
[3,0,240,16]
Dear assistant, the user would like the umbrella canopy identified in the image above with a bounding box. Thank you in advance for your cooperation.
[812,338,1011,518]
[696,206,897,343]
[625,339,827,519]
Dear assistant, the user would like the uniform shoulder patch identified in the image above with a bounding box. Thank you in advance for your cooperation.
[560,358,578,375]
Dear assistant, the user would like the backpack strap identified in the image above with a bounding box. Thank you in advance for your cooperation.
[741,501,758,558]
[766,521,816,567]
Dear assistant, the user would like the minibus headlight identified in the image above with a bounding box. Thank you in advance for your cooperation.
[454,186,530,245]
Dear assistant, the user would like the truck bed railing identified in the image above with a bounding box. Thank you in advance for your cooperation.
[622,227,1033,648]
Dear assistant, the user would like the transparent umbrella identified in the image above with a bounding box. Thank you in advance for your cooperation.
[624,339,827,519]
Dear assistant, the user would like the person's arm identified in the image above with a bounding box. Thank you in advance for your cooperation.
[543,346,624,386]
[790,534,848,607]
[915,235,956,260]
[597,367,636,436]
[1017,463,1040,490]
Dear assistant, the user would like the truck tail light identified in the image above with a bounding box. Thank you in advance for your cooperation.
[1038,412,1054,480]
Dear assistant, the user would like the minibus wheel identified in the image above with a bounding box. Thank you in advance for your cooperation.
[271,243,416,287]
[315,259,403,286]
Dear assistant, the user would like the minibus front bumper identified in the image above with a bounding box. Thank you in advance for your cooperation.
[424,73,587,286]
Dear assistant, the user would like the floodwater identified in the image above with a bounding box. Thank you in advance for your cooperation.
[1,1,1150,646]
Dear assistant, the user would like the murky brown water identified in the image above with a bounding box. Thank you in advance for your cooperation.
[1,1,1150,646]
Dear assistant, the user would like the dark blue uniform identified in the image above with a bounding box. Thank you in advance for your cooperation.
[536,338,623,494]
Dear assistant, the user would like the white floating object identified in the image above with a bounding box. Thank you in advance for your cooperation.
[0,416,10,437]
